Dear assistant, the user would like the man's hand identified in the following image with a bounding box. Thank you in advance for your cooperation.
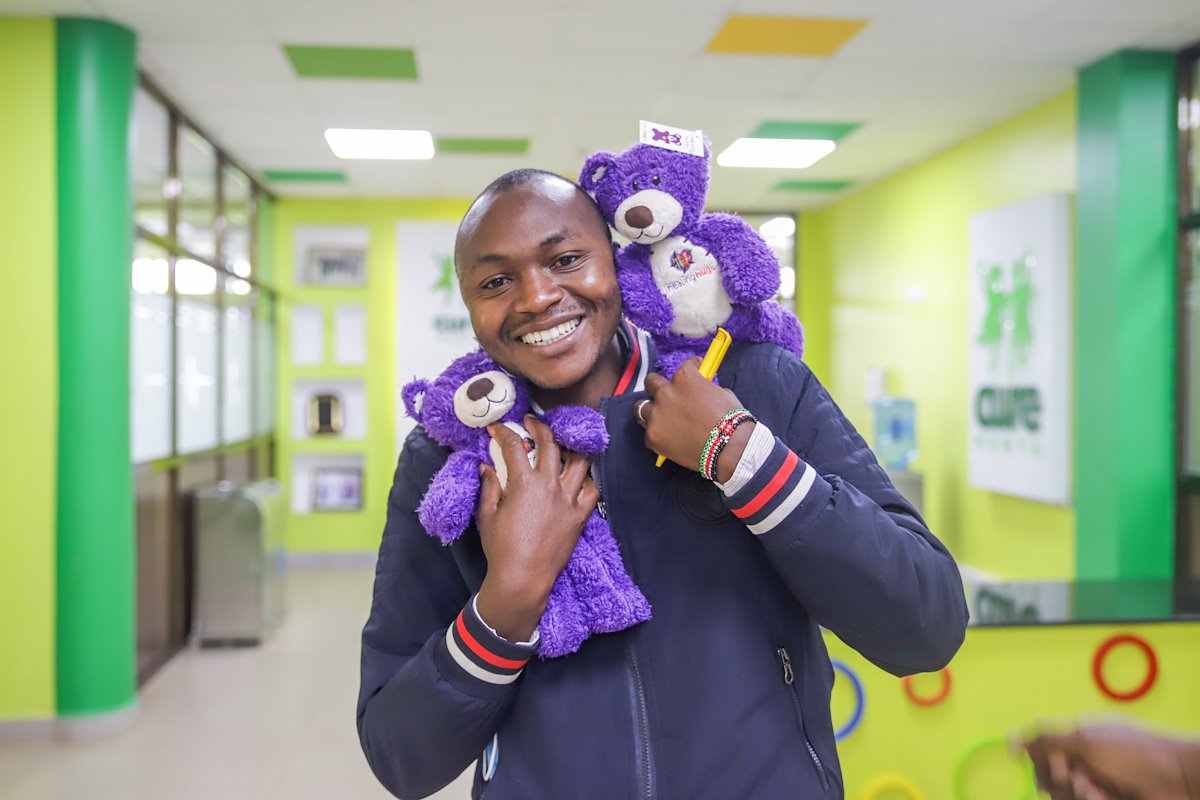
[1022,723,1200,800]
[475,416,598,642]
[636,357,755,483]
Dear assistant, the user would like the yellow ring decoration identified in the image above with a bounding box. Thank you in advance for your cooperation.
[858,772,924,800]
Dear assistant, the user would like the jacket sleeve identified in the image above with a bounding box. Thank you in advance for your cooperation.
[723,357,969,676]
[357,431,535,799]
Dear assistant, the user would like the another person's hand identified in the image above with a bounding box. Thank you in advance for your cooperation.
[474,416,597,643]
[1022,723,1199,800]
[636,357,754,483]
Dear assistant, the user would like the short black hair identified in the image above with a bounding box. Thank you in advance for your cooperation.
[455,169,613,275]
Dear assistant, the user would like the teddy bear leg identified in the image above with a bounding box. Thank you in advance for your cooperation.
[567,514,652,634]
[536,569,590,658]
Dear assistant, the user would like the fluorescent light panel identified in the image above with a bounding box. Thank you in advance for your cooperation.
[717,138,835,169]
[324,129,434,160]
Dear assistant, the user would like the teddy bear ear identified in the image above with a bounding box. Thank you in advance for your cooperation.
[580,151,617,194]
[401,379,430,422]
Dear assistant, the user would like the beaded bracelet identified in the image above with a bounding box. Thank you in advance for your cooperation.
[699,408,756,481]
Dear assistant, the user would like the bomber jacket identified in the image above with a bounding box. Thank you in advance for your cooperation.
[358,330,969,800]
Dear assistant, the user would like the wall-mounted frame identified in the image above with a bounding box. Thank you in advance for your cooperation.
[306,392,343,435]
[313,466,363,511]
[305,245,367,287]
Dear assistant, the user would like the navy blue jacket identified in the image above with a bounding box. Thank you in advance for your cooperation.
[358,340,968,799]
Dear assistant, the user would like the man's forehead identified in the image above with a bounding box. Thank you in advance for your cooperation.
[457,181,593,265]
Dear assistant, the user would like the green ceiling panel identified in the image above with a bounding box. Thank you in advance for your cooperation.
[436,137,529,155]
[263,170,347,183]
[773,179,853,191]
[283,45,417,79]
[750,121,859,141]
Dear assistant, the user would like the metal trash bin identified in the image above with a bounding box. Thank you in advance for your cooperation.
[192,478,286,645]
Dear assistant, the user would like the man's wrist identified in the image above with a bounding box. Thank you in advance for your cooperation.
[476,574,548,644]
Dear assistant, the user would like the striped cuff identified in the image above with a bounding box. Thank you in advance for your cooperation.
[444,595,537,686]
[725,437,817,535]
[715,419,776,495]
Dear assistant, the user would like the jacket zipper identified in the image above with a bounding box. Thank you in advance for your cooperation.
[627,639,655,800]
[777,647,830,794]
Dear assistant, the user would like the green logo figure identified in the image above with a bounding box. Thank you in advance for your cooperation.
[432,253,456,305]
[975,251,1036,372]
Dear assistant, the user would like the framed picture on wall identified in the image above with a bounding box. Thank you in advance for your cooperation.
[313,466,363,511]
[305,245,367,286]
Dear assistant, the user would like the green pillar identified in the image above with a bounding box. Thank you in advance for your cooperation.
[1075,51,1176,592]
[55,18,137,719]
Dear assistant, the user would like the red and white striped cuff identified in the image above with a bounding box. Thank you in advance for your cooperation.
[444,596,537,685]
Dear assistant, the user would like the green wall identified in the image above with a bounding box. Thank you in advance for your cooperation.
[0,17,57,720]
[800,90,1077,578]
[273,198,469,552]
[1075,51,1177,584]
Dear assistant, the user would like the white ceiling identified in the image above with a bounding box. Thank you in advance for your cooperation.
[5,0,1200,209]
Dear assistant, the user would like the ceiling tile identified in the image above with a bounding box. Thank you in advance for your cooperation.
[282,45,417,80]
[706,14,869,56]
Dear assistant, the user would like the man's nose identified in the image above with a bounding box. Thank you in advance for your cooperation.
[514,268,565,312]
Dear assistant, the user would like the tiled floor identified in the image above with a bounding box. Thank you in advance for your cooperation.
[0,564,473,800]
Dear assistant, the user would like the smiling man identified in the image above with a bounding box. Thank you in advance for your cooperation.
[358,170,969,800]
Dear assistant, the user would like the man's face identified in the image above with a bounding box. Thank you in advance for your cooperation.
[457,179,622,391]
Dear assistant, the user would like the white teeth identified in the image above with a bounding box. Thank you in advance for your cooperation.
[520,318,580,346]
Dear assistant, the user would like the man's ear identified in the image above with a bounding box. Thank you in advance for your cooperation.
[580,151,617,194]
[401,379,430,422]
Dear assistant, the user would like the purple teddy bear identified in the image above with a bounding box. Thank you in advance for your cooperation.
[402,349,651,658]
[580,138,804,377]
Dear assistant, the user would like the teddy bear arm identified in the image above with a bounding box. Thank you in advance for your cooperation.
[542,405,609,456]
[417,450,483,545]
[693,214,782,304]
[616,249,674,337]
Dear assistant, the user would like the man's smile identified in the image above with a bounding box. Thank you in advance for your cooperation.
[518,317,581,347]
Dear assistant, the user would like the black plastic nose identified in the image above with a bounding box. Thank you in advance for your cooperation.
[466,377,494,401]
[624,205,654,229]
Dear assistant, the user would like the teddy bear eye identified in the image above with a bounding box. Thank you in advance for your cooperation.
[652,176,661,186]
[631,180,640,191]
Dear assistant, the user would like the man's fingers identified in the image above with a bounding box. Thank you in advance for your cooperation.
[560,451,590,495]
[644,371,668,398]
[675,356,703,380]
[478,464,501,513]
[576,477,600,510]
[488,422,536,479]
[525,416,561,474]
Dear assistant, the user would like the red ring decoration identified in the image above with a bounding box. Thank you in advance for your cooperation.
[1092,634,1158,702]
[902,667,952,707]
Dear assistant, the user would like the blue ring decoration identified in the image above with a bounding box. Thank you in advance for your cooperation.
[831,660,865,741]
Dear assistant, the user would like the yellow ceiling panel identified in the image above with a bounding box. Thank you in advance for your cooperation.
[706,15,868,57]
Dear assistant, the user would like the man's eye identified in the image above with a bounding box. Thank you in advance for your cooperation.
[554,254,580,269]
[481,276,508,291]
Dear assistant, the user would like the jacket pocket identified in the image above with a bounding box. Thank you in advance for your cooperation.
[776,647,831,796]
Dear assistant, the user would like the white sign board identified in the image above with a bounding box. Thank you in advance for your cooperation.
[967,193,1072,505]
[395,221,476,454]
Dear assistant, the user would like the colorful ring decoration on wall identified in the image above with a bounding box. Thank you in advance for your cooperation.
[952,735,1036,800]
[858,772,923,800]
[831,659,865,741]
[1091,633,1158,702]
[902,667,952,707]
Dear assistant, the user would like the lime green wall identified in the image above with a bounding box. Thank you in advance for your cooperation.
[828,621,1200,798]
[0,17,57,720]
[800,90,1077,578]
[273,198,469,551]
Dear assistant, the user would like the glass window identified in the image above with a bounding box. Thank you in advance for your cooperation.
[1191,60,1199,214]
[222,165,253,277]
[177,127,216,259]
[222,281,255,444]
[132,89,169,237]
[175,259,219,453]
[131,239,173,462]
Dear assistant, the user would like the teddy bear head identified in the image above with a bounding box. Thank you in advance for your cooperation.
[580,140,710,247]
[402,349,531,451]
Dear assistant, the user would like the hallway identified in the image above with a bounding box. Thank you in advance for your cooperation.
[0,564,471,800]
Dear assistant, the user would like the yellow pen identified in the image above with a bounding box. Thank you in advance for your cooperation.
[655,327,732,467]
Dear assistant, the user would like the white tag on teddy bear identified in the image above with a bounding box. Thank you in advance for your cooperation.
[639,120,705,157]
[489,421,538,491]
